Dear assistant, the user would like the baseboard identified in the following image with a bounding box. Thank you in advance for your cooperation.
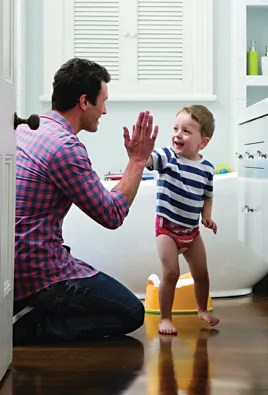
[252,272,268,296]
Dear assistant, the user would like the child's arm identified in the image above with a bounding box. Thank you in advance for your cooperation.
[201,196,217,234]
[146,155,153,170]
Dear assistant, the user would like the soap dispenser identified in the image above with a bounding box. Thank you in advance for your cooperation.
[261,46,268,75]
[247,40,259,75]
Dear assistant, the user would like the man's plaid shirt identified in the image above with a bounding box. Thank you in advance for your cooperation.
[15,110,129,300]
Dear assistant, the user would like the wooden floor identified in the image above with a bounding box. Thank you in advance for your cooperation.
[1,295,268,394]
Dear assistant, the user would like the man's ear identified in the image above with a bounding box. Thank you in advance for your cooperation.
[199,137,210,150]
[78,94,89,110]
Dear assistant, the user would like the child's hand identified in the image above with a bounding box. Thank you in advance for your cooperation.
[201,218,217,234]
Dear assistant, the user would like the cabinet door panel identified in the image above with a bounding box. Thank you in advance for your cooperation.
[238,178,268,262]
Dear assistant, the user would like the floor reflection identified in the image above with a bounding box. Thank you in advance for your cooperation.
[11,336,144,395]
[145,314,219,395]
[0,370,12,395]
[2,296,266,395]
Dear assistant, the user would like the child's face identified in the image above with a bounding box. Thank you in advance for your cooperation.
[171,110,209,160]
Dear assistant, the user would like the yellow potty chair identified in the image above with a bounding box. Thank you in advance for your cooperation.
[144,272,213,314]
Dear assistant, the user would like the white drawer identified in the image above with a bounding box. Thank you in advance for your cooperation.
[237,116,268,178]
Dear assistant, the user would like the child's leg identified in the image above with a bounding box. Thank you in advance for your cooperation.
[156,234,180,334]
[183,235,219,326]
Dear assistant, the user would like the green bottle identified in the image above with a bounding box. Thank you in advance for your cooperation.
[247,40,259,75]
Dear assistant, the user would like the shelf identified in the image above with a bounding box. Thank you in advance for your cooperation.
[246,75,268,86]
[39,94,218,103]
[246,0,268,7]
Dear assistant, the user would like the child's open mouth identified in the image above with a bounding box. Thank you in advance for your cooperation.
[174,141,184,149]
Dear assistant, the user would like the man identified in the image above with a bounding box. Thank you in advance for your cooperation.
[14,58,158,343]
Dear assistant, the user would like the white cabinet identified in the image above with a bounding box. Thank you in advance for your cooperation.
[237,99,268,263]
[41,0,215,102]
[233,2,268,269]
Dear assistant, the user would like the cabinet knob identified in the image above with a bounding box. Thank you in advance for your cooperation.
[235,152,243,159]
[243,205,260,213]
[245,151,254,159]
[257,150,267,159]
[14,112,40,130]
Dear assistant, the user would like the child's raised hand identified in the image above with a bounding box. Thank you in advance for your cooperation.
[201,218,217,234]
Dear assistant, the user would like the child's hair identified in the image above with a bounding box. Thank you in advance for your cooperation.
[177,105,215,138]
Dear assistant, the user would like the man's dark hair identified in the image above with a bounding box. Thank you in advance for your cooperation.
[51,58,111,111]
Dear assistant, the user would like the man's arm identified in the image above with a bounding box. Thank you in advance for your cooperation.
[113,111,158,206]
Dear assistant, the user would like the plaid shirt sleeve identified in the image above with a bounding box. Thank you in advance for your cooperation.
[48,136,129,229]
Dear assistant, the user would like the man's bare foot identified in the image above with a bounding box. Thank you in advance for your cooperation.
[198,310,220,327]
[158,319,177,335]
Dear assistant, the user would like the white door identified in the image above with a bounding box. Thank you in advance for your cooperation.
[0,0,16,382]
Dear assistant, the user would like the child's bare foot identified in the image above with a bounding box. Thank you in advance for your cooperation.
[159,333,174,344]
[198,310,220,327]
[158,319,177,335]
[199,327,219,339]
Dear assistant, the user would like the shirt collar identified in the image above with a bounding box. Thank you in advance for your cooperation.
[40,110,76,135]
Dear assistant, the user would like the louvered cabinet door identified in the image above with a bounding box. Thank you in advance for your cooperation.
[73,0,184,80]
[73,0,191,99]
[74,0,120,81]
[42,0,214,101]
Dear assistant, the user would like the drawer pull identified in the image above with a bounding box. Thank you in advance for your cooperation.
[235,152,243,159]
[257,150,267,159]
[243,205,261,213]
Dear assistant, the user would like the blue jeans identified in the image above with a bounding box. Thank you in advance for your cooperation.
[13,272,144,344]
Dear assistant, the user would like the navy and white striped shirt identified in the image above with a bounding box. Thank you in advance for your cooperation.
[151,147,214,229]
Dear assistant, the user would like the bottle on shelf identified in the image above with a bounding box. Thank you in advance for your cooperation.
[247,40,259,75]
[261,46,268,75]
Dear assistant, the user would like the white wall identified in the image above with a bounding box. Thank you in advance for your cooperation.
[21,0,234,178]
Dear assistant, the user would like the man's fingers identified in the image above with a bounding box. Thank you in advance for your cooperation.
[123,127,131,144]
[151,125,159,142]
[140,112,150,135]
[135,112,145,129]
[129,111,158,145]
